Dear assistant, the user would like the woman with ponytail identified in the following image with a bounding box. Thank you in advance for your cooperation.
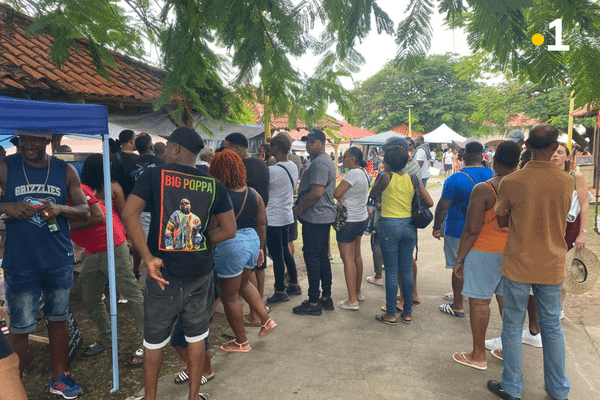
[334,147,372,310]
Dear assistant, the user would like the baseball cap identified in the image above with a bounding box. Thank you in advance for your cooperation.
[383,137,409,151]
[507,130,525,143]
[160,127,204,154]
[268,134,291,153]
[301,129,326,142]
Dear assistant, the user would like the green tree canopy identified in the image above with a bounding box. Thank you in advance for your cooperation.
[8,0,394,124]
[396,0,600,108]
[350,53,482,134]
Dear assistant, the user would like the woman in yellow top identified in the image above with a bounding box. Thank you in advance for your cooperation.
[369,146,433,324]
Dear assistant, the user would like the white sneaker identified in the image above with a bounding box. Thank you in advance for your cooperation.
[485,336,502,351]
[521,329,543,348]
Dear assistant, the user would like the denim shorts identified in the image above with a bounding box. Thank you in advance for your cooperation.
[462,250,504,300]
[4,264,74,334]
[336,218,369,243]
[443,234,461,269]
[214,228,259,278]
[143,273,214,350]
[170,317,210,351]
[0,330,13,359]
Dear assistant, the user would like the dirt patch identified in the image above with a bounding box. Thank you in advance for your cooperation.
[19,271,231,400]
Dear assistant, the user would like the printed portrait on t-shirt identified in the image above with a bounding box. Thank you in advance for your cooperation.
[159,169,216,252]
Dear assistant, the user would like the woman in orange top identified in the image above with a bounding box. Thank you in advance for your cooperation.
[450,141,521,371]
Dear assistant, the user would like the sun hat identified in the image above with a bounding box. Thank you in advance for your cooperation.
[563,248,600,295]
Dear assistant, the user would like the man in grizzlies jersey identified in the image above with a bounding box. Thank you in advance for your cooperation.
[0,131,90,399]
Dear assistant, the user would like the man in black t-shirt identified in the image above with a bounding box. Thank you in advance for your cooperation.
[110,129,138,197]
[223,132,270,320]
[123,133,165,279]
[122,127,236,400]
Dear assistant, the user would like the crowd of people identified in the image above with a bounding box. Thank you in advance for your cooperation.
[0,124,587,400]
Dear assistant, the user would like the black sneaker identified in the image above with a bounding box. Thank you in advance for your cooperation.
[320,297,335,310]
[292,300,322,316]
[285,284,302,296]
[487,380,520,400]
[266,292,289,303]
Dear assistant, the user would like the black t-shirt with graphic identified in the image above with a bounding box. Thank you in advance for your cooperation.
[123,154,165,211]
[131,163,232,279]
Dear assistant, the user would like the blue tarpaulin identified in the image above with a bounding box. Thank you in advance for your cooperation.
[0,96,121,393]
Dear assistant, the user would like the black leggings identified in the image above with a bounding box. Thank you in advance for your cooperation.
[266,224,298,292]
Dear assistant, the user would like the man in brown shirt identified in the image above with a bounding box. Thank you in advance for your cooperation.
[487,124,571,400]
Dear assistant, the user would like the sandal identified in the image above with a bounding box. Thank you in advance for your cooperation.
[175,371,215,385]
[375,313,397,325]
[257,318,277,339]
[83,342,111,357]
[128,348,144,366]
[381,304,403,313]
[400,312,412,324]
[366,276,383,286]
[243,314,261,327]
[220,339,251,353]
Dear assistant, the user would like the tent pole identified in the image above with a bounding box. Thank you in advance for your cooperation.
[102,134,120,393]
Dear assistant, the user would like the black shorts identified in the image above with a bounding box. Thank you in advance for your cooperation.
[288,218,298,241]
[336,219,369,243]
[143,273,214,349]
[444,164,453,171]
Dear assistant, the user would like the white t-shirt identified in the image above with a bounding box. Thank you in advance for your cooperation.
[444,151,454,164]
[341,168,371,222]
[414,147,431,179]
[266,161,298,227]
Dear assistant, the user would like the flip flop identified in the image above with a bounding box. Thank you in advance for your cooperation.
[442,292,454,302]
[381,304,403,313]
[338,300,359,310]
[375,313,397,325]
[491,349,504,361]
[400,312,412,324]
[128,348,144,366]
[439,303,465,317]
[257,318,277,339]
[199,394,210,400]
[83,342,111,357]
[220,339,251,353]
[366,276,384,286]
[452,352,487,370]
[357,296,365,301]
[201,373,215,385]
[174,370,189,384]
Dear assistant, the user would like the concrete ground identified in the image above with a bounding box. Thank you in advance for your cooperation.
[129,180,600,400]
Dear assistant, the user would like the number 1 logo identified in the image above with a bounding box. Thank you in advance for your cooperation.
[548,18,569,52]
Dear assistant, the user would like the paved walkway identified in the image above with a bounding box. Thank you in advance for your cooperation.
[130,183,600,399]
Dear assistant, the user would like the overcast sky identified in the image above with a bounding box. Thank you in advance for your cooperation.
[290,0,472,119]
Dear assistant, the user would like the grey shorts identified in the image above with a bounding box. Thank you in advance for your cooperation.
[143,272,214,349]
[140,211,151,241]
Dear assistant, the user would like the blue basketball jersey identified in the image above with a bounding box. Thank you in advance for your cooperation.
[2,154,75,270]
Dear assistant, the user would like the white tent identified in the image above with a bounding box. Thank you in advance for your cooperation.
[423,124,466,143]
[350,130,406,145]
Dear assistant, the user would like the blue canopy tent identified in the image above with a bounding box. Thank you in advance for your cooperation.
[0,96,121,392]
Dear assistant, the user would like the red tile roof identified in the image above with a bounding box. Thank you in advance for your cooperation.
[571,105,599,118]
[248,102,340,131]
[505,113,539,126]
[0,3,165,104]
[391,124,424,137]
[288,120,374,142]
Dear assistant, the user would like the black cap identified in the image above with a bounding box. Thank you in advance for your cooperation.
[301,129,326,143]
[160,127,204,154]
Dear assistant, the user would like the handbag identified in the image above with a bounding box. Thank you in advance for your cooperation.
[332,203,348,231]
[409,174,433,229]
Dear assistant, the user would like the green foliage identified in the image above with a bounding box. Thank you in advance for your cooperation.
[9,0,395,126]
[396,0,600,109]
[350,54,482,135]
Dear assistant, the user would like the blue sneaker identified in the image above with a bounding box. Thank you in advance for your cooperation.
[50,372,82,399]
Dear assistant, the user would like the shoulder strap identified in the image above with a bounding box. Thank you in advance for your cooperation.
[360,168,371,186]
[276,164,294,188]
[485,181,498,198]
[235,187,249,220]
[458,170,477,186]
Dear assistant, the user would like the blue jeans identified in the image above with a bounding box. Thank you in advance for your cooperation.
[378,217,417,317]
[500,276,570,400]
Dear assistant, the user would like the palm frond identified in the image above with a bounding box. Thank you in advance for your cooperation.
[395,0,435,69]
